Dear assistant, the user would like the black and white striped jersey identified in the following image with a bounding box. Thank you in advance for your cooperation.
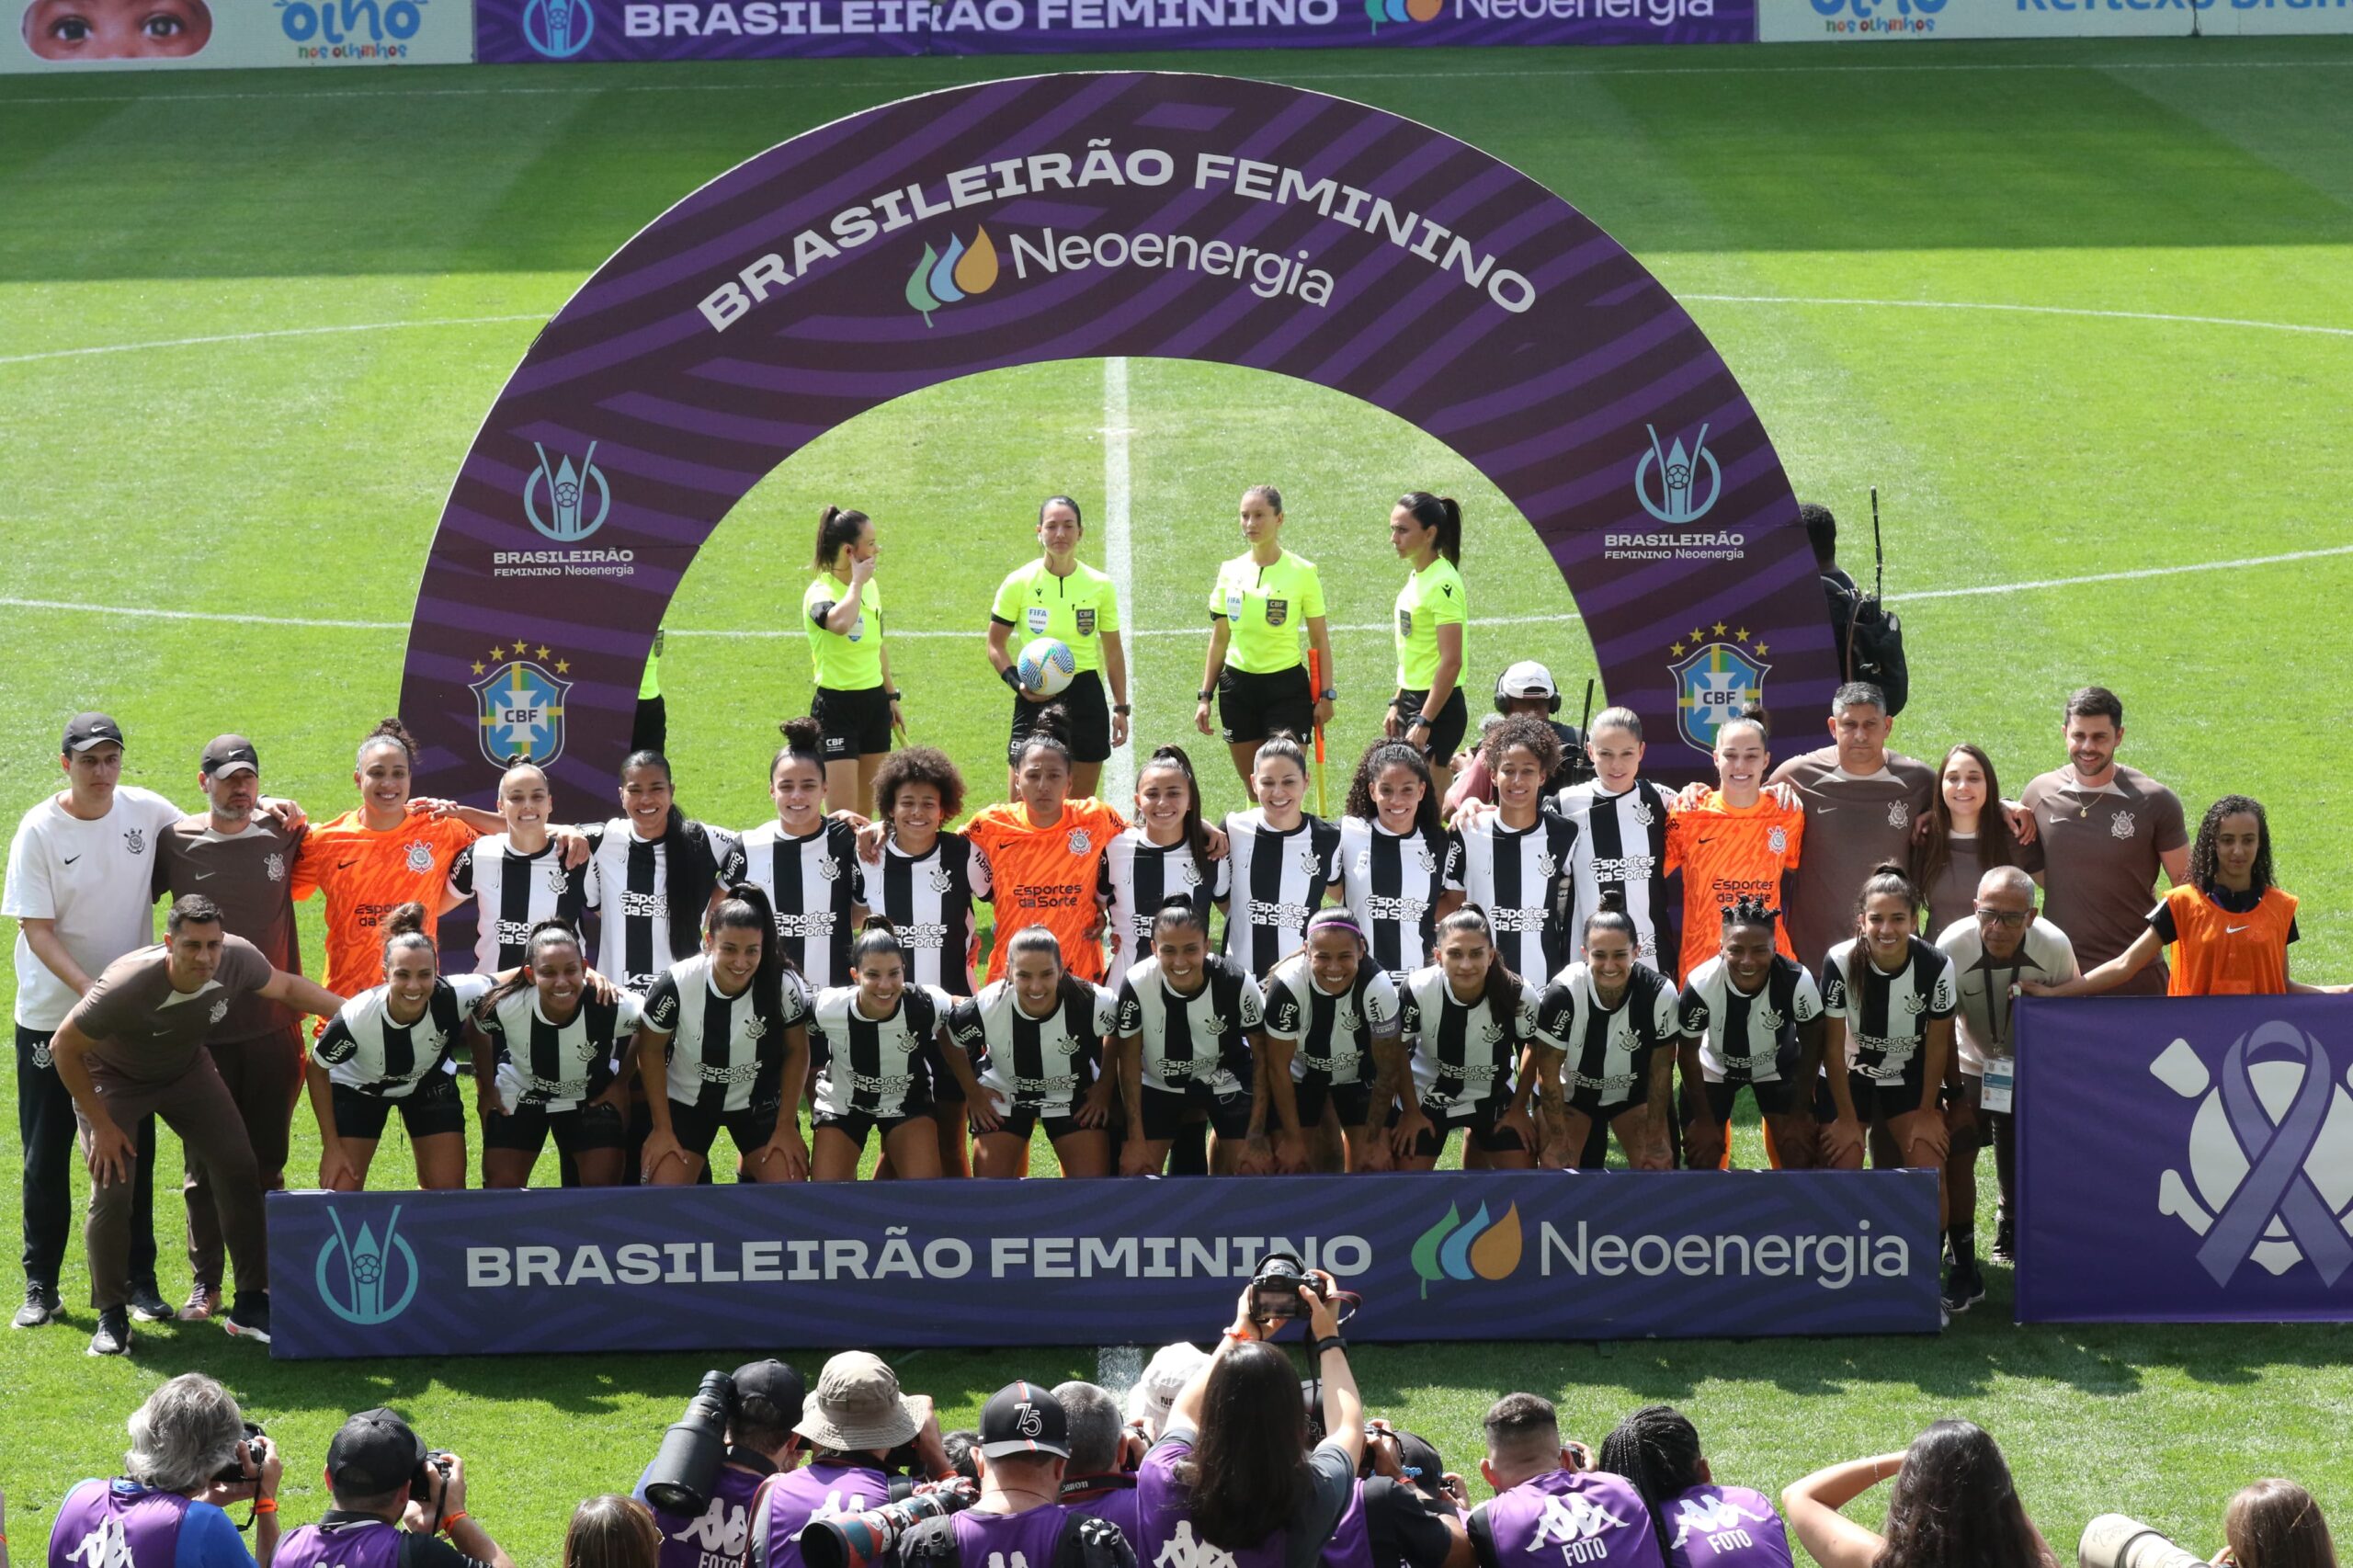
[1822,936,1958,1083]
[1399,965,1540,1115]
[1260,954,1401,1089]
[1098,829,1228,989]
[313,973,495,1097]
[1113,954,1262,1097]
[585,820,745,994]
[948,978,1119,1119]
[807,983,950,1119]
[1677,954,1822,1085]
[1443,813,1578,984]
[1219,810,1342,980]
[738,820,865,990]
[869,833,989,996]
[479,985,645,1112]
[642,953,812,1115]
[1555,780,1676,973]
[449,835,593,974]
[1337,817,1448,985]
[1532,961,1681,1110]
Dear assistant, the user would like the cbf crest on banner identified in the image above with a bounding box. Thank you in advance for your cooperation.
[396,73,1837,801]
[2018,996,2353,1321]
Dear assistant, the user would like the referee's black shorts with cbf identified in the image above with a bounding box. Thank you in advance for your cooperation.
[1218,665,1314,746]
[1395,687,1469,763]
[812,684,892,760]
[1008,670,1112,765]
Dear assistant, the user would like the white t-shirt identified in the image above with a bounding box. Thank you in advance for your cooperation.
[5,787,185,1030]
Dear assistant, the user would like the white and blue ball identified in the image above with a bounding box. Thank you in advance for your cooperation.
[1016,636,1078,698]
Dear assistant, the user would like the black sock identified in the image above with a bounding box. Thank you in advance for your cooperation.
[1949,1227,1976,1271]
[1168,1120,1210,1176]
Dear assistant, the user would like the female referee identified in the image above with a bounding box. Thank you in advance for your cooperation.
[1193,485,1336,795]
[1383,493,1469,801]
[803,505,904,812]
[806,920,983,1180]
[947,925,1120,1178]
[985,494,1131,800]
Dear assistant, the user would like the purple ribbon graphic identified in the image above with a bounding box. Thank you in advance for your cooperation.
[2197,1021,2353,1287]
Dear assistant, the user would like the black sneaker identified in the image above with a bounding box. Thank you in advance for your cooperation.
[128,1280,175,1324]
[223,1293,271,1345]
[1991,1214,2016,1266]
[1941,1264,1987,1315]
[88,1307,132,1357]
[13,1282,62,1329]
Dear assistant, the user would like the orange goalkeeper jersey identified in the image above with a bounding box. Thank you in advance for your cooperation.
[963,797,1128,983]
[1665,791,1803,978]
[292,809,480,1007]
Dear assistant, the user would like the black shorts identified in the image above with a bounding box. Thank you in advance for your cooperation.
[483,1100,626,1154]
[669,1098,781,1158]
[1008,669,1112,766]
[932,1061,967,1104]
[1141,1084,1254,1142]
[981,1105,1092,1143]
[1292,1077,1374,1128]
[1567,1080,1655,1119]
[1693,1076,1796,1123]
[812,685,892,760]
[1218,665,1314,746]
[331,1074,464,1142]
[814,1104,936,1147]
[1395,687,1469,763]
[1402,1098,1526,1158]
[1831,1069,1930,1123]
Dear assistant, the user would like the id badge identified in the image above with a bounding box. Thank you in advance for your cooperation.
[1982,1056,2015,1114]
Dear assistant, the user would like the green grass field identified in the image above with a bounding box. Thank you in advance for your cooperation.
[6,35,2353,1565]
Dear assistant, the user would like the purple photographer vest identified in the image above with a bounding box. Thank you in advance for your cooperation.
[1474,1471,1664,1568]
[49,1482,193,1568]
[276,1518,405,1568]
[757,1462,889,1568]
[951,1506,1073,1568]
[645,1466,770,1568]
[1315,1483,1374,1568]
[1657,1488,1789,1568]
[1136,1439,1288,1568]
[1063,1481,1142,1548]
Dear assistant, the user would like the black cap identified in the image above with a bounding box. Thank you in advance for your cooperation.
[62,713,124,756]
[731,1359,806,1426]
[325,1408,426,1494]
[980,1381,1069,1460]
[200,735,260,778]
[1394,1431,1449,1501]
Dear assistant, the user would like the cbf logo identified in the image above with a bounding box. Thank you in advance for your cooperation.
[317,1206,420,1325]
[1635,423,1722,525]
[522,0,594,56]
[1409,1200,1522,1298]
[525,440,610,542]
[2152,1022,2353,1286]
[472,642,574,767]
[906,228,1000,327]
[1667,626,1770,755]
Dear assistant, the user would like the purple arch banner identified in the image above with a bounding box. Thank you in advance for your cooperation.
[398,71,1835,801]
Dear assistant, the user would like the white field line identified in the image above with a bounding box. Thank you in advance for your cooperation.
[0,314,549,367]
[1102,356,1137,803]
[1678,293,2353,340]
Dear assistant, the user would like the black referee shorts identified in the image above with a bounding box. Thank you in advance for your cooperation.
[1008,669,1112,765]
[812,685,892,760]
[1217,665,1314,746]
[1395,687,1469,762]
[330,1074,464,1142]
[669,1097,782,1158]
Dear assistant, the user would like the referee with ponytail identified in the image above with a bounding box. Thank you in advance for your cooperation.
[1384,494,1469,801]
[804,505,904,812]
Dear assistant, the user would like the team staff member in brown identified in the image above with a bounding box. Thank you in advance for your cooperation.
[1765,684,1940,972]
[150,735,306,1325]
[48,894,344,1354]
[2019,686,2188,996]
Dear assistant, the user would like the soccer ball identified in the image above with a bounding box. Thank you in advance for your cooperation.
[1016,637,1078,698]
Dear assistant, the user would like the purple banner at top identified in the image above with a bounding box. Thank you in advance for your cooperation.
[475,0,1753,62]
[2017,995,2353,1323]
[398,71,1824,803]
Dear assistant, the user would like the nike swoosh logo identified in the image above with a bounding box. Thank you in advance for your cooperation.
[337,859,360,869]
[193,871,216,881]
[62,855,80,864]
[2227,924,2250,935]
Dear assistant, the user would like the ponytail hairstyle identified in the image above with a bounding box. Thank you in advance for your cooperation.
[1396,492,1463,565]
[1152,894,1211,943]
[770,717,826,780]
[1015,705,1075,775]
[1038,494,1085,529]
[477,918,585,1018]
[1344,740,1441,839]
[1434,905,1521,1038]
[1139,744,1213,868]
[813,505,870,573]
[1242,483,1283,516]
[848,916,908,978]
[1006,925,1095,1017]
[1582,889,1639,949]
[1252,732,1310,791]
[2189,793,2274,898]
[1721,892,1780,937]
[1482,713,1563,779]
[380,901,436,969]
[1597,1406,1707,1558]
[710,881,790,1024]
[622,749,710,961]
[357,716,417,769]
[1855,862,1919,929]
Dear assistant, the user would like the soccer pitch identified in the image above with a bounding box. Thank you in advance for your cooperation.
[5,35,2353,1562]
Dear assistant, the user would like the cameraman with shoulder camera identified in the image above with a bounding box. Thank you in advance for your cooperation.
[748,1354,953,1568]
[636,1362,807,1568]
[48,1374,284,1568]
[898,1384,1137,1568]
[274,1409,514,1568]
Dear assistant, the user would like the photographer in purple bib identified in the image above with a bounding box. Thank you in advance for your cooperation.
[1053,1382,1145,1545]
[1595,1408,1790,1568]
[897,1383,1138,1568]
[273,1409,515,1568]
[46,1374,282,1568]
[634,1361,808,1568]
[1466,1394,1661,1568]
[746,1352,957,1568]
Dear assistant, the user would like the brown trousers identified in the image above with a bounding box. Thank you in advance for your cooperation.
[80,1055,266,1310]
[185,1026,301,1289]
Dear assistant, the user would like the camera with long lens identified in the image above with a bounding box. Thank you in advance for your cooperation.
[642,1371,737,1517]
[1249,1252,1324,1324]
[2079,1516,2207,1568]
[212,1422,267,1485]
[801,1476,980,1568]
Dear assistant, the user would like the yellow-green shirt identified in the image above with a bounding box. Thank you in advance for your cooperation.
[802,572,884,691]
[991,559,1121,675]
[1393,557,1466,689]
[638,627,664,701]
[1209,549,1326,676]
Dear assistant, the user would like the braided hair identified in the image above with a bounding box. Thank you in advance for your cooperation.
[1721,893,1779,935]
[1597,1406,1707,1557]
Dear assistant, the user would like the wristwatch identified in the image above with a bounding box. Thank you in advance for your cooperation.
[1319,687,1338,701]
[1196,688,1213,702]
[884,689,903,702]
[1114,704,1133,716]
[1407,714,1432,730]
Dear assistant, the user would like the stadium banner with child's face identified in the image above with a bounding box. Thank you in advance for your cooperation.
[267,1170,1937,1357]
[474,0,1752,60]
[6,0,472,72]
[2017,995,2353,1322]
[398,71,1833,805]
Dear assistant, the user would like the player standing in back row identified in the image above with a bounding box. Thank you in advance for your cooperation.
[1193,484,1337,796]
[987,496,1131,801]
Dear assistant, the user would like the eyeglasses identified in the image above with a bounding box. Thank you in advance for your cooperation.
[1974,907,2030,927]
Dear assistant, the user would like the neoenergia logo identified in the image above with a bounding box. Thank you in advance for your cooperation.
[906,228,1000,325]
[1410,1201,1522,1296]
[1366,0,1442,28]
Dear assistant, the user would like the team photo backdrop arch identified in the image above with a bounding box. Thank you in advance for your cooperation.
[396,69,1836,800]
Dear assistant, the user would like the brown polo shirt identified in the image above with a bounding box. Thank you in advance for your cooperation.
[2022,763,2188,987]
[152,815,305,1041]
[1767,744,1939,971]
[65,936,275,1086]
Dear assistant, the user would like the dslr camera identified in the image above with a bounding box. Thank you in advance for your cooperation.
[642,1371,739,1517]
[2080,1516,2206,1568]
[213,1422,268,1485]
[1249,1252,1325,1324]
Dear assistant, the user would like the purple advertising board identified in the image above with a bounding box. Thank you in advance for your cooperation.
[2016,995,2353,1322]
[396,71,1827,807]
[475,0,1753,62]
[267,1171,1937,1357]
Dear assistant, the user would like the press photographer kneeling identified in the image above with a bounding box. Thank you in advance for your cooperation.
[51,1375,284,1568]
[637,1362,808,1568]
[747,1353,956,1568]
[274,1408,515,1568]
[897,1384,1138,1568]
